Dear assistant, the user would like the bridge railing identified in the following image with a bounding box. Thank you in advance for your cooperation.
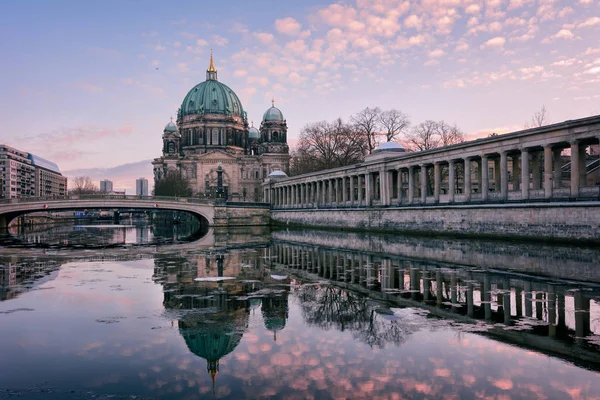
[0,194,214,205]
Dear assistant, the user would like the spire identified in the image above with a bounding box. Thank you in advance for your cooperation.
[208,49,216,72]
[272,97,275,107]
[206,49,218,80]
[170,116,173,122]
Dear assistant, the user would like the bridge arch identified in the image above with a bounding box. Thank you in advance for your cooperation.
[0,196,215,230]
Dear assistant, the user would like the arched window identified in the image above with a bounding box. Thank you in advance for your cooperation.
[272,131,279,141]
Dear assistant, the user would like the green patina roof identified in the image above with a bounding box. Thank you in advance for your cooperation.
[164,120,178,132]
[180,79,245,118]
[262,106,284,122]
[248,126,260,139]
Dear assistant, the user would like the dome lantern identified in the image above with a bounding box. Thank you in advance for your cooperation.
[206,49,217,81]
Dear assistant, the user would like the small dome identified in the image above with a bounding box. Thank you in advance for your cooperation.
[372,141,405,153]
[164,119,178,132]
[248,126,260,140]
[263,106,284,121]
[268,170,287,178]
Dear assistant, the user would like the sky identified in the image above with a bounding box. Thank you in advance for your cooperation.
[1,0,599,192]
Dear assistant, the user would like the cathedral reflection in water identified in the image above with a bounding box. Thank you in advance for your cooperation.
[152,248,290,388]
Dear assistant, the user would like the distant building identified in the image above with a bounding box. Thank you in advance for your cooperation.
[0,144,66,199]
[136,177,149,196]
[99,180,113,192]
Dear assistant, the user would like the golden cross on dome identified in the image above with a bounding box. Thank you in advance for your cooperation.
[272,97,275,107]
[170,116,173,122]
[208,49,216,72]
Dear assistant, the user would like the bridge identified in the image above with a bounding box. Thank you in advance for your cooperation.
[0,195,270,230]
[263,114,600,242]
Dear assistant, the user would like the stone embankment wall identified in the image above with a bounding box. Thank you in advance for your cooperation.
[213,204,270,227]
[271,203,600,243]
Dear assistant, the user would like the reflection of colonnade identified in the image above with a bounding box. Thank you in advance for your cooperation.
[265,116,600,207]
[269,242,599,347]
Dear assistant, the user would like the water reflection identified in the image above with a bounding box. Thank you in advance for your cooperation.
[152,249,291,391]
[1,220,207,248]
[0,226,599,398]
[269,239,600,366]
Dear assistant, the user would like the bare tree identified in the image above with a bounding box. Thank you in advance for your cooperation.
[404,120,440,151]
[438,121,465,146]
[71,176,98,195]
[379,109,410,142]
[404,120,464,151]
[290,118,366,176]
[351,107,382,154]
[525,105,551,128]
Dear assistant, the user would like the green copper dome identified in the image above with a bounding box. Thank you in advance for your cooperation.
[249,125,260,139]
[263,106,284,121]
[164,119,177,132]
[180,79,245,118]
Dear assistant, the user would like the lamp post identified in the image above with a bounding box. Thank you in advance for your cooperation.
[215,163,225,204]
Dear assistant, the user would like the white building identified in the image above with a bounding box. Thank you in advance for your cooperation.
[136,178,148,196]
[99,180,113,193]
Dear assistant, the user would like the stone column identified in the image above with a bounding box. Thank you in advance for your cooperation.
[379,170,387,205]
[448,161,455,202]
[408,166,415,204]
[358,175,364,206]
[464,158,471,202]
[579,143,587,187]
[397,168,403,204]
[315,181,320,207]
[553,149,562,188]
[342,177,347,205]
[481,155,489,201]
[531,153,541,190]
[420,165,427,203]
[544,145,553,198]
[387,170,393,205]
[349,176,354,206]
[433,162,441,203]
[521,148,529,200]
[333,179,339,207]
[571,141,580,198]
[500,151,508,200]
[574,291,590,338]
[494,157,501,192]
[365,173,372,206]
[300,184,304,207]
[512,154,520,191]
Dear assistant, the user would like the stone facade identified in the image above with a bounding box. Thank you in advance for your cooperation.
[152,54,290,202]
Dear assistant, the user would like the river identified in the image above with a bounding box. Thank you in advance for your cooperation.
[0,222,599,399]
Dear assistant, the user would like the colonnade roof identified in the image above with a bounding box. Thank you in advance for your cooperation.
[271,114,600,183]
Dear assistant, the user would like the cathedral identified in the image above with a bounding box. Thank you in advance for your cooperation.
[152,53,290,201]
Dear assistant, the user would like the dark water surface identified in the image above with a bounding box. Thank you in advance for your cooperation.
[1,223,599,399]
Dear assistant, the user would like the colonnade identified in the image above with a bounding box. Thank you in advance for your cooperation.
[265,127,600,208]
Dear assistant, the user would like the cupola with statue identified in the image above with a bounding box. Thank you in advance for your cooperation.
[259,98,289,155]
[162,117,180,157]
